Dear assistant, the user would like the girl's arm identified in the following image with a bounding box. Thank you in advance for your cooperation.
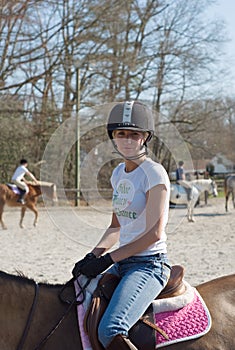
[91,212,120,257]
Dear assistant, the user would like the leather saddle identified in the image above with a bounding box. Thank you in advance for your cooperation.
[83,265,185,350]
[158,264,185,298]
[7,184,25,195]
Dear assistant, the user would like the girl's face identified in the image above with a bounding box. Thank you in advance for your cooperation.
[113,129,147,158]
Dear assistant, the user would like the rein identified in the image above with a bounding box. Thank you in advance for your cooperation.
[17,282,39,350]
[33,276,91,350]
[16,276,91,350]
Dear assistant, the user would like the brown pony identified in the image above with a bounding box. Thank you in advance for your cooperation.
[224,174,235,212]
[0,182,57,229]
[0,271,234,350]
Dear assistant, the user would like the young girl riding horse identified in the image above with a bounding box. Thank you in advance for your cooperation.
[72,101,172,349]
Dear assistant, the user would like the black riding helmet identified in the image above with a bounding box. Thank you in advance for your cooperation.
[107,101,154,145]
[107,101,154,160]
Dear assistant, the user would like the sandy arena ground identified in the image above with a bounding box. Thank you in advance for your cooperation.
[0,197,234,286]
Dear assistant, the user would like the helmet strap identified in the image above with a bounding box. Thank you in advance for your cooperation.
[111,140,148,160]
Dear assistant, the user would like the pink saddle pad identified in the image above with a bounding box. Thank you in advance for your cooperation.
[155,289,211,348]
[74,278,211,349]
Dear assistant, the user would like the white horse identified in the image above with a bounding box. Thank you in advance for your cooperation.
[170,179,218,222]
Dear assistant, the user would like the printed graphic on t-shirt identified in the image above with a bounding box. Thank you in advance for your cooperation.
[113,179,137,219]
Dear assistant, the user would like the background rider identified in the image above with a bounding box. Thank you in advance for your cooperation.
[11,159,38,204]
[176,160,192,200]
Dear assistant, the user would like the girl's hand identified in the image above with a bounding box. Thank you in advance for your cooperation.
[72,253,96,278]
[79,253,114,278]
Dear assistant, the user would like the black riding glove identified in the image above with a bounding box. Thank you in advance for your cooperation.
[80,253,114,278]
[72,253,96,279]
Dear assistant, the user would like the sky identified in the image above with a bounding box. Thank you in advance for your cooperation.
[211,0,235,94]
[215,0,235,57]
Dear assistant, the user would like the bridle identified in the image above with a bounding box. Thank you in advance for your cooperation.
[17,282,39,350]
[17,275,91,350]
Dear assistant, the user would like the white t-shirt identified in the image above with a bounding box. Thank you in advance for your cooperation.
[12,165,28,181]
[111,158,170,256]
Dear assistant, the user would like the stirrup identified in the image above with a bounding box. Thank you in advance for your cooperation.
[17,198,25,205]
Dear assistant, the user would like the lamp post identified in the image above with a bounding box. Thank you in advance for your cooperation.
[75,65,80,206]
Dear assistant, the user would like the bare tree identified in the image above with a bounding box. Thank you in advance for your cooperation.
[0,0,233,186]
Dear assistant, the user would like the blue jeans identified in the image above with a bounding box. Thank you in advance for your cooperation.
[98,254,171,347]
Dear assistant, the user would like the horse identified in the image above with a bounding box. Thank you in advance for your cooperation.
[170,179,218,222]
[0,181,57,229]
[0,270,234,350]
[224,174,235,212]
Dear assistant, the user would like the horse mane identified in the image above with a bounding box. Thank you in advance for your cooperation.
[0,270,36,285]
[27,184,42,197]
[0,270,63,288]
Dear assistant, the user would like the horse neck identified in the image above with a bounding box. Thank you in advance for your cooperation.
[29,184,42,196]
[0,273,35,342]
[34,283,81,349]
[28,183,57,199]
[191,179,211,192]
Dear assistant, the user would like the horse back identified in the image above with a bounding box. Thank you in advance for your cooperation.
[196,273,235,298]
[163,274,235,350]
[227,174,235,189]
[0,184,39,207]
[224,174,235,196]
